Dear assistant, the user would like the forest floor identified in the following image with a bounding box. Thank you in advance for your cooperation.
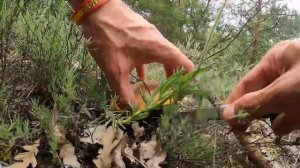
[0,59,244,168]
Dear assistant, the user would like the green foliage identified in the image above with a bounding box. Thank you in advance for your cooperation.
[86,73,109,108]
[0,117,30,161]
[160,104,213,163]
[31,100,53,133]
[13,0,92,94]
[31,99,58,153]
[0,0,300,166]
[51,67,77,127]
[118,68,208,125]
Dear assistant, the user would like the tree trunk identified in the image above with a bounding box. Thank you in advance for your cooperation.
[251,0,262,62]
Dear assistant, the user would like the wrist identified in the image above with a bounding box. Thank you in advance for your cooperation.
[83,0,147,27]
[71,0,113,25]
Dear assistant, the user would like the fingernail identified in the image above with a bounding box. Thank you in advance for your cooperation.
[222,104,235,120]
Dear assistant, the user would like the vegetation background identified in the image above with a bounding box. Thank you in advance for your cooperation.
[1,0,300,167]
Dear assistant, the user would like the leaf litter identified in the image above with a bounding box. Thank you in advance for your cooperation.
[54,125,81,168]
[11,139,40,168]
[10,111,166,168]
[80,122,166,168]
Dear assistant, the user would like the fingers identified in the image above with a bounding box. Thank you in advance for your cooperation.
[164,65,175,78]
[226,41,293,104]
[136,64,146,80]
[106,72,137,106]
[138,31,194,77]
[118,77,137,106]
[223,75,286,133]
[159,48,194,77]
[226,61,273,104]
[226,46,286,104]
[222,105,249,134]
[100,56,138,106]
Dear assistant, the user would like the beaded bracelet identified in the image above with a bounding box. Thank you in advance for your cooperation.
[72,0,110,25]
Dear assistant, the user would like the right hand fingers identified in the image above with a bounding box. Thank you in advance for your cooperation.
[226,40,291,104]
[226,58,276,104]
[224,71,291,133]
[223,59,274,133]
[224,71,298,134]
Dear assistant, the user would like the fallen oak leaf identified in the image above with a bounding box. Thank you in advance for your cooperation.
[59,143,81,168]
[132,122,144,142]
[12,152,36,168]
[54,125,81,168]
[10,140,40,168]
[10,161,32,168]
[123,145,136,163]
[112,135,128,168]
[22,139,40,156]
[93,126,124,168]
[80,125,106,144]
[140,139,157,161]
[139,135,167,168]
[146,150,167,168]
[123,143,148,168]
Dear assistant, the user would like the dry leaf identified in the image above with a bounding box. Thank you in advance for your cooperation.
[93,126,124,168]
[123,144,137,163]
[54,125,81,168]
[22,140,39,155]
[146,151,167,168]
[140,139,157,161]
[132,122,144,141]
[59,144,81,168]
[139,136,166,168]
[10,140,40,168]
[80,125,106,144]
[112,135,127,168]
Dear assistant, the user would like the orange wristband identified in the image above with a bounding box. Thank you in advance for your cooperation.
[72,0,110,25]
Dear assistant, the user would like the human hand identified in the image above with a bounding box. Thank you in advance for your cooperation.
[223,40,300,135]
[80,0,194,105]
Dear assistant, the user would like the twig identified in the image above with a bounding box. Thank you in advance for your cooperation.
[212,128,217,168]
[205,0,271,60]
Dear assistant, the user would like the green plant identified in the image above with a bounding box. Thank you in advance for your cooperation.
[0,117,30,161]
[159,104,214,166]
[14,0,92,95]
[31,100,53,134]
[31,100,59,154]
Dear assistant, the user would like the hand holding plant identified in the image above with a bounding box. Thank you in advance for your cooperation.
[225,39,300,135]
[80,0,194,105]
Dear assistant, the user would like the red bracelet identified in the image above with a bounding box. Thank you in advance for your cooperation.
[72,0,110,25]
